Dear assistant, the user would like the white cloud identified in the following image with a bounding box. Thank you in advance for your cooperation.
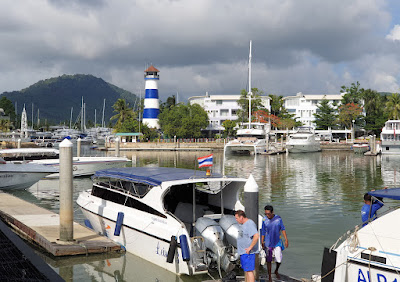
[386,24,400,41]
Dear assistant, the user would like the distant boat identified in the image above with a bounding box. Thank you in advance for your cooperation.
[30,156,131,178]
[286,127,321,153]
[0,148,59,161]
[352,143,369,154]
[0,158,57,190]
[380,120,400,154]
[224,122,268,155]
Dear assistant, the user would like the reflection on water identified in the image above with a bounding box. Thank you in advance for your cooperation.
[5,148,399,280]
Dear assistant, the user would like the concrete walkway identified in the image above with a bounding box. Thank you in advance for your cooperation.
[0,191,122,256]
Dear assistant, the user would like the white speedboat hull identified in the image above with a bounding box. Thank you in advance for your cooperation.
[224,143,266,155]
[77,191,194,276]
[31,157,130,178]
[286,144,321,153]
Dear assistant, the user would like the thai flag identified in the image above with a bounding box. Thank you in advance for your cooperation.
[198,154,213,168]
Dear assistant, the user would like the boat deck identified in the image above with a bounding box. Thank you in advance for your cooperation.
[203,272,302,282]
[0,191,122,256]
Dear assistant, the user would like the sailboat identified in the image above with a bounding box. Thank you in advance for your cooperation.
[224,41,268,155]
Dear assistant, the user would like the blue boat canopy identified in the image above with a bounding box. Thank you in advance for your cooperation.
[369,188,400,200]
[93,167,225,186]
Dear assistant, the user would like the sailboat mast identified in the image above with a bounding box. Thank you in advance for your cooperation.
[248,40,252,129]
[102,99,106,128]
[70,107,73,129]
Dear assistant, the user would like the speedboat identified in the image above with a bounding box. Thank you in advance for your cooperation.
[318,188,400,281]
[30,156,130,178]
[352,143,369,154]
[224,122,268,155]
[0,158,58,190]
[77,167,250,276]
[0,148,59,161]
[286,127,321,153]
[380,120,400,154]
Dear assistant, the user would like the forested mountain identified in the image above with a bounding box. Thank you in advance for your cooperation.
[1,74,139,125]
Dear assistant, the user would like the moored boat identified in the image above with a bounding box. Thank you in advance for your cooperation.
[0,158,58,190]
[224,122,268,155]
[0,148,59,161]
[318,188,400,281]
[30,156,130,178]
[77,167,253,276]
[380,120,400,154]
[286,127,321,153]
[352,143,369,154]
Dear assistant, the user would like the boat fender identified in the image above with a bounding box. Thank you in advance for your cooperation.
[84,219,93,230]
[166,236,177,263]
[114,212,124,236]
[179,235,190,261]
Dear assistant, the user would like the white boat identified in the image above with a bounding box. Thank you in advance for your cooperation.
[286,127,321,153]
[224,122,268,154]
[0,148,59,161]
[77,167,250,276]
[224,41,269,155]
[0,158,58,190]
[30,156,130,178]
[318,188,400,281]
[353,143,369,154]
[380,120,400,154]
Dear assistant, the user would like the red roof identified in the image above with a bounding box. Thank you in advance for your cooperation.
[144,65,159,72]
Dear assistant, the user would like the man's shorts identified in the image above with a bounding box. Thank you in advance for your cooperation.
[266,246,282,263]
[240,253,256,272]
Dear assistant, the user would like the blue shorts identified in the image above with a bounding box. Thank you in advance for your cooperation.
[240,253,255,272]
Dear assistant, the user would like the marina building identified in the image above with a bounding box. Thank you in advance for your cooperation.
[283,92,345,128]
[189,93,271,133]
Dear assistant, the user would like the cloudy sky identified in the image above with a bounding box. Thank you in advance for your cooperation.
[1,0,400,102]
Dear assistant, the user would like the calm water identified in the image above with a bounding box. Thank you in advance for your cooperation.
[7,148,400,281]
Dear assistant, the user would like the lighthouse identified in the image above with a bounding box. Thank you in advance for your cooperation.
[143,65,160,129]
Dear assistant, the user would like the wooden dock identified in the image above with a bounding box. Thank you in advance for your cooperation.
[0,191,122,257]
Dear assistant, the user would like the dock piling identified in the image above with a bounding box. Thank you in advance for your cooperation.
[59,139,74,241]
[115,137,120,157]
[17,139,21,149]
[77,137,81,157]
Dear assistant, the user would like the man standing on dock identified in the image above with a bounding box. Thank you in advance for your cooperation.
[261,205,288,282]
[235,210,259,282]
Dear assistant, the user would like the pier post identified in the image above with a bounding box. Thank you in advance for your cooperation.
[59,139,74,241]
[244,174,259,280]
[17,139,21,149]
[115,137,120,157]
[77,138,81,158]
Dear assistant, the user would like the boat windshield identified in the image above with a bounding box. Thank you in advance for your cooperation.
[93,176,153,198]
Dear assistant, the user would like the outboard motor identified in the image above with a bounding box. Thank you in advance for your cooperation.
[195,217,235,274]
[219,214,241,248]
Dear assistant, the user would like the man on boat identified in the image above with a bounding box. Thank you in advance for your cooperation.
[261,205,288,282]
[361,193,384,226]
[235,210,259,282]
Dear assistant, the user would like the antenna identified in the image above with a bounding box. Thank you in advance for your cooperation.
[248,40,252,129]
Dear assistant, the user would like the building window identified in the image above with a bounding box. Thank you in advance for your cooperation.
[220,109,229,116]
[216,100,222,105]
[231,109,237,116]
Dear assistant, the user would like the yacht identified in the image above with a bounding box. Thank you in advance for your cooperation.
[77,167,250,276]
[380,120,400,154]
[224,122,268,155]
[0,158,57,190]
[224,41,269,155]
[286,127,321,153]
[30,156,130,178]
[318,188,400,281]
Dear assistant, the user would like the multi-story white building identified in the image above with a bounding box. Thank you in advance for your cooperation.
[189,93,271,132]
[283,92,345,128]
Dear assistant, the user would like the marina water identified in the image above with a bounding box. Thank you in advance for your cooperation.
[7,147,400,281]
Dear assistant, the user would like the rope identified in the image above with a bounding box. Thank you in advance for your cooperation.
[348,226,360,253]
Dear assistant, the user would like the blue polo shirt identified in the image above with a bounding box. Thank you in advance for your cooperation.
[361,201,383,226]
[261,214,285,248]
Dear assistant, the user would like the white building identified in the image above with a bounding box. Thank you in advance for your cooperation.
[189,93,271,132]
[283,92,345,128]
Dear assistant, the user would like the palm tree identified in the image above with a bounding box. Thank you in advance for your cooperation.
[386,93,400,120]
[111,99,134,130]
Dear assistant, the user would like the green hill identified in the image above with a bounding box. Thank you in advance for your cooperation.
[1,74,139,125]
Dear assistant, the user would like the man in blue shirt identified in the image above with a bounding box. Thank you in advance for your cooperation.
[261,205,288,282]
[361,193,383,226]
[235,210,259,282]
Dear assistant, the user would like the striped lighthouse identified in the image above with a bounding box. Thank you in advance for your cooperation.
[143,65,160,129]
